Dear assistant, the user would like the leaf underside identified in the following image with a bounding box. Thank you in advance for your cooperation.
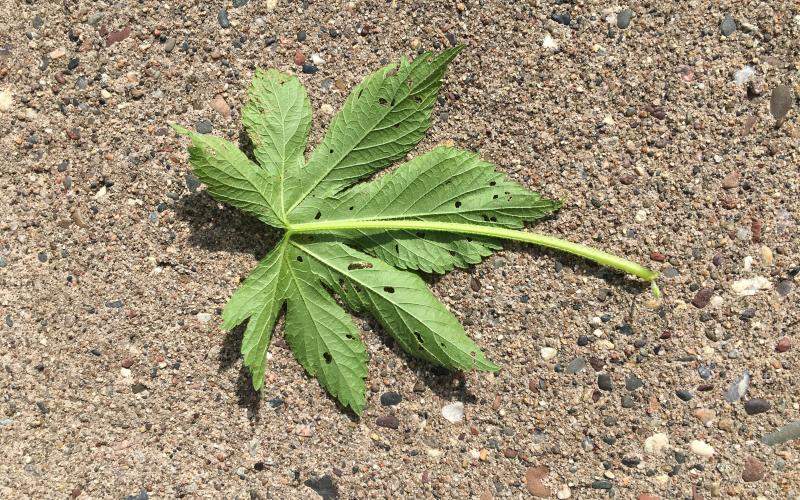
[174,47,560,414]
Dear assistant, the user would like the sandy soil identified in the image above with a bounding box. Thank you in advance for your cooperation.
[1,1,799,498]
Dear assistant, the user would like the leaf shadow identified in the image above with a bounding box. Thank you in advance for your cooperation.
[217,323,263,420]
[172,190,282,258]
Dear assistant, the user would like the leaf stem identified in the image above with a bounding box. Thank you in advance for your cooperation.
[289,220,660,292]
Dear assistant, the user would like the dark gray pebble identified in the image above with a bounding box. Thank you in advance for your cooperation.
[776,280,792,297]
[106,300,124,309]
[617,9,633,29]
[744,398,770,415]
[721,15,736,36]
[597,373,613,391]
[164,38,176,53]
[0,256,7,268]
[124,489,149,500]
[675,389,693,401]
[232,0,248,7]
[32,15,43,29]
[297,31,306,42]
[217,9,230,28]
[303,475,337,500]
[195,120,213,134]
[591,480,613,490]
[67,57,80,70]
[551,13,570,26]
[625,374,643,391]
[302,64,318,74]
[380,392,402,406]
[577,335,590,346]
[603,416,617,427]
[621,395,636,408]
[565,357,586,374]
[37,252,48,263]
[622,456,640,467]
[185,173,201,193]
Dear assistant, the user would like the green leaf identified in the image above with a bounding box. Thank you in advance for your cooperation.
[242,70,311,218]
[174,48,659,415]
[291,239,498,372]
[222,241,287,389]
[283,245,369,414]
[288,47,463,212]
[291,147,561,273]
[171,125,283,227]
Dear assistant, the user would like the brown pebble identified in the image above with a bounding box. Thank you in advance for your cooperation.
[121,357,134,369]
[619,174,635,185]
[720,195,736,209]
[649,251,666,262]
[70,487,82,498]
[106,27,132,47]
[375,415,399,429]
[721,171,740,189]
[525,466,550,497]
[741,455,766,482]
[470,276,481,292]
[751,219,762,243]
[503,448,518,458]
[776,337,792,353]
[638,495,661,500]
[691,287,713,309]
[211,95,231,116]
[294,49,305,66]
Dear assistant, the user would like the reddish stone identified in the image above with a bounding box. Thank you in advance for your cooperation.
[294,49,305,65]
[106,27,131,47]
[742,455,766,482]
[776,337,792,353]
[691,287,714,308]
[649,251,667,262]
[525,467,550,497]
[751,218,763,243]
[121,357,134,368]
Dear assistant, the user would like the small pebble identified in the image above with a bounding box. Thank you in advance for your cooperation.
[644,433,669,455]
[770,85,793,126]
[302,64,318,74]
[725,370,750,402]
[675,390,692,402]
[540,347,557,361]
[195,121,213,134]
[211,95,231,116]
[744,398,770,415]
[565,357,586,374]
[689,440,714,458]
[720,14,736,36]
[380,392,402,406]
[597,373,613,391]
[616,9,633,29]
[442,402,464,423]
[741,455,766,482]
[164,38,176,53]
[625,374,643,391]
[775,337,792,353]
[297,31,306,42]
[218,9,230,28]
[375,415,399,429]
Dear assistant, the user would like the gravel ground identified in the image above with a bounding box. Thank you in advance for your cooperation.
[2,1,799,498]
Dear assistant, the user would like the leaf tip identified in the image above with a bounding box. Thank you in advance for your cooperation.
[170,123,191,136]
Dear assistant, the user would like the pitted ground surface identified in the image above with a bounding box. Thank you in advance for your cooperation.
[1,1,799,498]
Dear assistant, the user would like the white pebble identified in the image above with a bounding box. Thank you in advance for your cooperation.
[0,90,12,112]
[689,440,714,458]
[644,433,669,455]
[442,402,464,423]
[540,347,557,361]
[196,313,212,323]
[733,65,755,85]
[320,103,334,115]
[120,368,132,378]
[589,316,602,326]
[710,296,724,307]
[743,255,753,271]
[310,53,326,66]
[556,484,571,499]
[635,209,647,222]
[732,277,772,296]
[542,33,558,49]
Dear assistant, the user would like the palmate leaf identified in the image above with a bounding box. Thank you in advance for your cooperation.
[173,47,659,415]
